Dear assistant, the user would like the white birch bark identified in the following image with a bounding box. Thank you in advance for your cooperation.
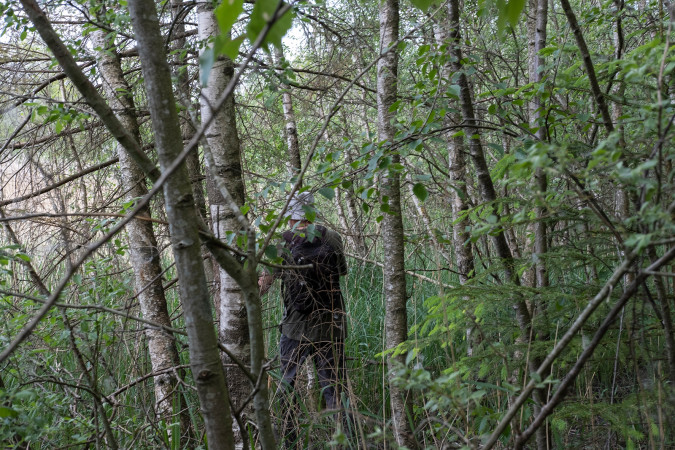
[92,30,191,445]
[433,14,477,354]
[528,0,549,292]
[196,3,250,446]
[526,3,551,446]
[126,0,235,446]
[378,0,416,446]
[273,46,302,179]
[171,0,208,222]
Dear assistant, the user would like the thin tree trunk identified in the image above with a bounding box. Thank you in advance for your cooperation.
[527,0,550,447]
[378,0,416,447]
[197,2,251,446]
[447,0,532,336]
[127,0,235,446]
[171,0,207,222]
[432,14,477,354]
[559,0,614,134]
[273,46,302,179]
[92,30,192,446]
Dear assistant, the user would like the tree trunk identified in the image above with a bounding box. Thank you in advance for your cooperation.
[447,0,532,337]
[527,0,550,447]
[273,46,302,179]
[559,0,614,134]
[377,0,416,447]
[171,0,208,222]
[92,29,192,447]
[432,13,477,353]
[197,3,251,446]
[127,0,235,447]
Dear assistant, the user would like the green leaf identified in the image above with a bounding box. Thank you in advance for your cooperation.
[412,183,428,202]
[264,245,278,260]
[0,406,19,418]
[16,253,31,262]
[317,187,335,200]
[447,84,461,98]
[301,205,316,222]
[199,46,216,87]
[505,0,526,27]
[215,0,244,35]
[496,0,526,34]
[15,390,36,401]
[222,35,245,60]
[247,0,294,51]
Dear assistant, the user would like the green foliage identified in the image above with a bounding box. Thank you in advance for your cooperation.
[200,0,293,85]
[2,0,674,447]
[409,0,441,12]
[246,0,294,51]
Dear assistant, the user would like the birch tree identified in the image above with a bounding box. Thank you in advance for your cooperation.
[92,29,192,445]
[196,3,251,446]
[378,0,415,446]
[274,46,302,179]
[126,0,235,445]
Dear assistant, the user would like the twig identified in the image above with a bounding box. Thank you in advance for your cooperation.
[515,246,675,447]
[0,211,166,224]
[345,251,454,289]
[0,158,120,207]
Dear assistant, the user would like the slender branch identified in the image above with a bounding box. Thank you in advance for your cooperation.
[0,112,32,158]
[515,246,675,447]
[0,212,165,224]
[482,250,639,449]
[18,0,160,181]
[109,364,191,400]
[0,158,120,207]
[346,251,454,289]
[559,0,614,134]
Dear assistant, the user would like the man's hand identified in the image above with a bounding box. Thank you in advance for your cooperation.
[258,272,274,296]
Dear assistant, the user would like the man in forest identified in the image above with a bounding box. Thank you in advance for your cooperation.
[258,192,349,448]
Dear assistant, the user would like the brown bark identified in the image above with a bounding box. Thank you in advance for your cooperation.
[92,30,192,446]
[126,0,235,446]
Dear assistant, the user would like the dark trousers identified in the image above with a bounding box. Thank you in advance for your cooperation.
[277,334,347,448]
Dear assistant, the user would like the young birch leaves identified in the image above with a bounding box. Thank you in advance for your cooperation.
[199,0,294,86]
